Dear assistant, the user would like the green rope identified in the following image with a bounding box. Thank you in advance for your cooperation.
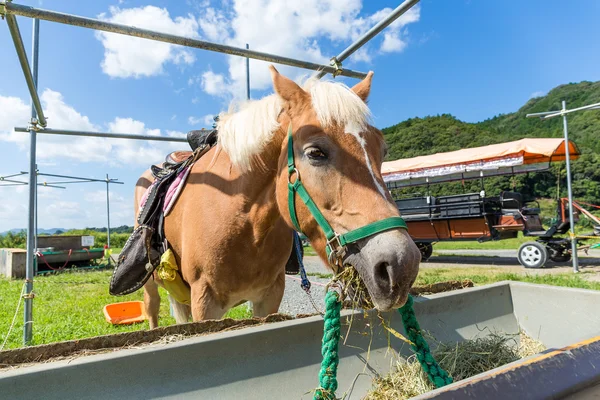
[314,290,342,400]
[315,293,452,399]
[398,295,453,388]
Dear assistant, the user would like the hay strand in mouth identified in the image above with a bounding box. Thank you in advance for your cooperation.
[331,265,374,310]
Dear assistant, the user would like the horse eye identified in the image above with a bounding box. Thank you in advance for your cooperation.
[305,147,327,160]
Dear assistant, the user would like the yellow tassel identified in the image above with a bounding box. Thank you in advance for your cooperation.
[157,249,178,281]
[156,249,191,305]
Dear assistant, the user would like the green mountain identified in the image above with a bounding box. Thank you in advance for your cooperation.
[382,81,600,205]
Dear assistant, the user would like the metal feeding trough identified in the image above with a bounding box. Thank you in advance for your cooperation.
[0,281,599,399]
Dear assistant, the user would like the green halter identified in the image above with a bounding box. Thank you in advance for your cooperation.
[286,124,407,265]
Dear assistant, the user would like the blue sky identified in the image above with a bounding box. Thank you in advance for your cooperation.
[1,0,599,231]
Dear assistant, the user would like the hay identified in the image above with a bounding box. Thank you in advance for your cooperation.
[334,266,374,310]
[365,331,546,400]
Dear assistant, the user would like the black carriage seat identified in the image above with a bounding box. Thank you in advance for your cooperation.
[521,207,541,216]
[500,191,523,210]
[395,196,439,219]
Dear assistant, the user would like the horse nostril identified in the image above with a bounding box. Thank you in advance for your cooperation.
[375,262,391,284]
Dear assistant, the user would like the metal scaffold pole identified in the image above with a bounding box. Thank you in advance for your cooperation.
[106,174,111,249]
[246,43,250,100]
[561,101,579,273]
[24,17,40,346]
[526,100,600,272]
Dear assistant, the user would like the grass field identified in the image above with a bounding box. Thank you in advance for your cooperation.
[0,270,251,351]
[432,236,529,250]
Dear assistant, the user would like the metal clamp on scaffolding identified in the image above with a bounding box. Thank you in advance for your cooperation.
[329,57,343,78]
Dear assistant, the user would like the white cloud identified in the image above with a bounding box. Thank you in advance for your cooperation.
[201,70,227,96]
[198,7,231,42]
[166,130,186,138]
[203,114,215,126]
[188,114,215,126]
[0,95,29,137]
[188,116,202,125]
[0,90,186,167]
[96,6,199,78]
[192,1,420,98]
[93,2,420,96]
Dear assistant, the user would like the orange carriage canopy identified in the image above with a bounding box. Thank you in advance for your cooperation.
[382,138,580,187]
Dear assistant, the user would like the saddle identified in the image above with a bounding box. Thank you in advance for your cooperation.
[109,128,304,297]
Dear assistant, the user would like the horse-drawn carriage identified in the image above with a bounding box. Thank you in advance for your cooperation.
[382,138,600,268]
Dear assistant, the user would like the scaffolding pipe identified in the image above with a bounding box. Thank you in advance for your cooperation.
[561,101,579,273]
[14,127,189,142]
[4,13,47,127]
[34,164,38,275]
[246,43,251,100]
[543,102,600,119]
[315,0,420,79]
[23,17,40,346]
[1,1,367,80]
[17,171,123,184]
[0,183,65,188]
[106,174,111,249]
[35,171,124,184]
[0,178,65,188]
[0,172,28,179]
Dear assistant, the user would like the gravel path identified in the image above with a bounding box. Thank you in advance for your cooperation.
[279,256,332,316]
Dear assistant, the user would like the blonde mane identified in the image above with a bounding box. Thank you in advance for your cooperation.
[216,77,372,172]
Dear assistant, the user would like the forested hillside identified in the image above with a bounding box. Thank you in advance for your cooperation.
[382,81,600,204]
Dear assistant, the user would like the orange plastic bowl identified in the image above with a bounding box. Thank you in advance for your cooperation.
[103,301,147,325]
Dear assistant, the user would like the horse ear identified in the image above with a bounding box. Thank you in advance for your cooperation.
[351,71,374,102]
[269,65,309,114]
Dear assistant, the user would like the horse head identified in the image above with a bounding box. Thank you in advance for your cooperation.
[269,66,420,311]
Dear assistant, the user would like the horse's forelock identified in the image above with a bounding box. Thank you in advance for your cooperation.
[216,78,373,172]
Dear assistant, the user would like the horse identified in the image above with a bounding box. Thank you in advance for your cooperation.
[134,65,421,329]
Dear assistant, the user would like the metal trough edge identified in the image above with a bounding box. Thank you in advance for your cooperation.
[414,334,600,399]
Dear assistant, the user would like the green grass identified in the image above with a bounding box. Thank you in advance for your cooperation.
[0,270,251,350]
[433,236,529,251]
[304,245,317,256]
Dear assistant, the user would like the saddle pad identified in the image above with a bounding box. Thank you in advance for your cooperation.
[137,168,180,226]
[164,165,193,216]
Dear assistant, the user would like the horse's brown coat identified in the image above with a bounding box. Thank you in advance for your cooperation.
[135,67,420,328]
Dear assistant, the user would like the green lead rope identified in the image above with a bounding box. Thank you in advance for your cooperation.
[314,291,342,400]
[314,294,452,400]
[398,296,453,388]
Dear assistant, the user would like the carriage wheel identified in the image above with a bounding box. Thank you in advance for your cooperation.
[517,242,548,268]
[417,243,433,262]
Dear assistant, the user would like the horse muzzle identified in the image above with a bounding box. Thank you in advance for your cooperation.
[343,229,420,312]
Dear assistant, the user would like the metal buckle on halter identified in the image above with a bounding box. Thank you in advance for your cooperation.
[326,233,344,265]
[288,167,300,184]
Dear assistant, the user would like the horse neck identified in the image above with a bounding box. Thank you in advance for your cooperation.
[230,127,287,229]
